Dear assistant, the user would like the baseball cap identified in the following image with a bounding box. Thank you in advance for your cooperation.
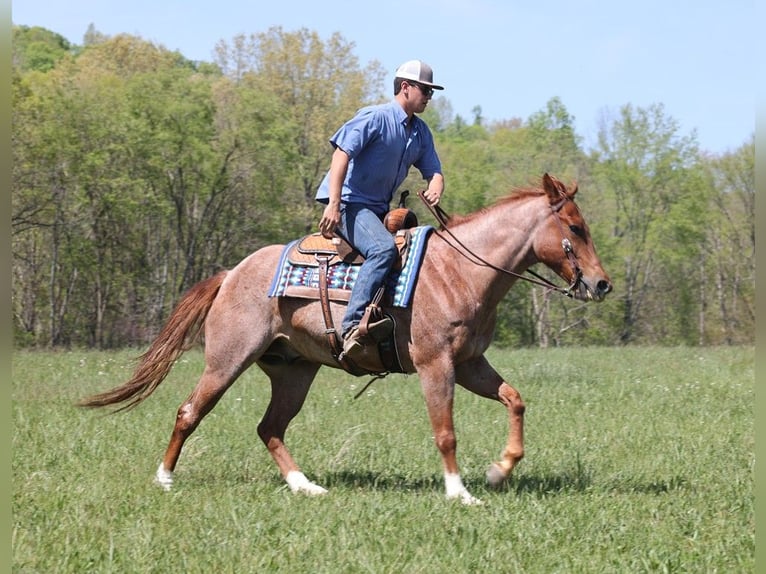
[394,60,444,90]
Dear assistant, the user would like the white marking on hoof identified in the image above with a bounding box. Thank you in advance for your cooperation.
[155,463,174,491]
[445,472,483,506]
[486,462,508,487]
[286,471,328,496]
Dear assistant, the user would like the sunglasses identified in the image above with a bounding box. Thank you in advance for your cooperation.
[408,82,434,97]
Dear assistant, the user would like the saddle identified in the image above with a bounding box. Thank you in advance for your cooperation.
[286,231,411,271]
[287,200,419,378]
[286,229,412,377]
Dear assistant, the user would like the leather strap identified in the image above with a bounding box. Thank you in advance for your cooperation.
[316,255,347,365]
[357,287,385,339]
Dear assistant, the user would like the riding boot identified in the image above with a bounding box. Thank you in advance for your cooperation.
[342,316,393,359]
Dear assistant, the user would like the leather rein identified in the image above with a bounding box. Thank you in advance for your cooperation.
[417,190,583,298]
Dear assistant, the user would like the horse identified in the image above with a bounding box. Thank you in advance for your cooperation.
[80,173,612,505]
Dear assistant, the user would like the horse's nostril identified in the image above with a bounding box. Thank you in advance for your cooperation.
[598,280,612,295]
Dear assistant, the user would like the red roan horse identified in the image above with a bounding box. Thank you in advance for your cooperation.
[81,173,611,505]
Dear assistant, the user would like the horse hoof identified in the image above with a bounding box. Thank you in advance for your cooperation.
[486,463,507,487]
[461,493,484,506]
[299,483,328,496]
[155,464,173,491]
[446,491,483,505]
[286,471,328,496]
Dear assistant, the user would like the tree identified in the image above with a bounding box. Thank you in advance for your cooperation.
[12,28,387,347]
[214,27,386,235]
[701,136,755,344]
[12,25,73,71]
[591,103,703,344]
[82,23,108,47]
[11,23,754,349]
[12,34,229,346]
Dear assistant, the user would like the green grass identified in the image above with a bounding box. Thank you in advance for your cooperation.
[13,346,753,573]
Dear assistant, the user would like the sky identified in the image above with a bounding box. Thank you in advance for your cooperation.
[11,0,757,155]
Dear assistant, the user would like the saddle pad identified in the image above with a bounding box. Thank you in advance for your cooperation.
[268,225,434,307]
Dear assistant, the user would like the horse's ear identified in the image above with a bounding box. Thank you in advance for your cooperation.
[542,173,556,196]
[542,173,564,200]
[570,181,579,198]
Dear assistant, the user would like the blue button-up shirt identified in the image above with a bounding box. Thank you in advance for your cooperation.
[315,100,442,216]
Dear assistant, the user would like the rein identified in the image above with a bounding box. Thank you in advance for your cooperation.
[417,190,582,298]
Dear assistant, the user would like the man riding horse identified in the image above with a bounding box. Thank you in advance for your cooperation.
[315,59,445,360]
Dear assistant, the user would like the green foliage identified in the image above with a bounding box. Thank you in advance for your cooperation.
[12,25,74,71]
[11,25,754,349]
[213,27,387,237]
[591,103,709,344]
[12,347,754,572]
[697,137,755,344]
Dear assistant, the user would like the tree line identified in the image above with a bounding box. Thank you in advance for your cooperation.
[12,25,754,349]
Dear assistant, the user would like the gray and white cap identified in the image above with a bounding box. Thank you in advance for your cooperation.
[394,60,444,90]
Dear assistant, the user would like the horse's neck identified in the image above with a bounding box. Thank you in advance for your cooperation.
[451,196,544,268]
[437,196,546,304]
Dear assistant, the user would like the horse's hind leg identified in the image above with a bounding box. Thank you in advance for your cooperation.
[486,382,525,486]
[455,355,525,487]
[155,362,247,490]
[256,360,326,495]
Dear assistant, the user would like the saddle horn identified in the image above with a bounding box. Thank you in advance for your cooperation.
[384,190,418,233]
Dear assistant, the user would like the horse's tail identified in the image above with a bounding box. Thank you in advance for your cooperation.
[78,270,228,412]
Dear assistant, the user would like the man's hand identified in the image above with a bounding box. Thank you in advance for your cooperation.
[319,148,349,238]
[421,173,445,206]
[319,203,341,238]
[421,187,443,206]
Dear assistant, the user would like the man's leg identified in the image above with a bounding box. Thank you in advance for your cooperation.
[337,204,398,339]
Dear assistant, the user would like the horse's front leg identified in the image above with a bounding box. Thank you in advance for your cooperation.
[455,355,525,487]
[418,359,483,505]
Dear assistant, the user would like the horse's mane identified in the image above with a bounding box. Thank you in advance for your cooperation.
[446,185,546,227]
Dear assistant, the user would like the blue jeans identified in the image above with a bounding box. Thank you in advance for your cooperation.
[337,203,398,336]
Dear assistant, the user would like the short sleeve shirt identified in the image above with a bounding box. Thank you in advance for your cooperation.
[315,100,442,216]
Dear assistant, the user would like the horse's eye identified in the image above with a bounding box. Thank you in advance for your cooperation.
[569,224,584,238]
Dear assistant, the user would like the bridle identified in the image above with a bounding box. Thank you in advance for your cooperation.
[417,190,583,298]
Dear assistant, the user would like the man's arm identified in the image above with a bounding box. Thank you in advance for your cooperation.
[318,147,350,238]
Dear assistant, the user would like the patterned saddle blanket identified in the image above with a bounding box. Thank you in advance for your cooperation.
[268,225,433,307]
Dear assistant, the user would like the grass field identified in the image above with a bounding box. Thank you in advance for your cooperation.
[12,346,753,573]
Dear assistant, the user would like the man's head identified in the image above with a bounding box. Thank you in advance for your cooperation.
[393,60,445,97]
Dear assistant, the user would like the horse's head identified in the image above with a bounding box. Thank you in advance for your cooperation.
[535,173,612,302]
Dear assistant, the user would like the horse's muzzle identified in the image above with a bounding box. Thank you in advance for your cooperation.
[575,277,612,302]
[589,278,612,301]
